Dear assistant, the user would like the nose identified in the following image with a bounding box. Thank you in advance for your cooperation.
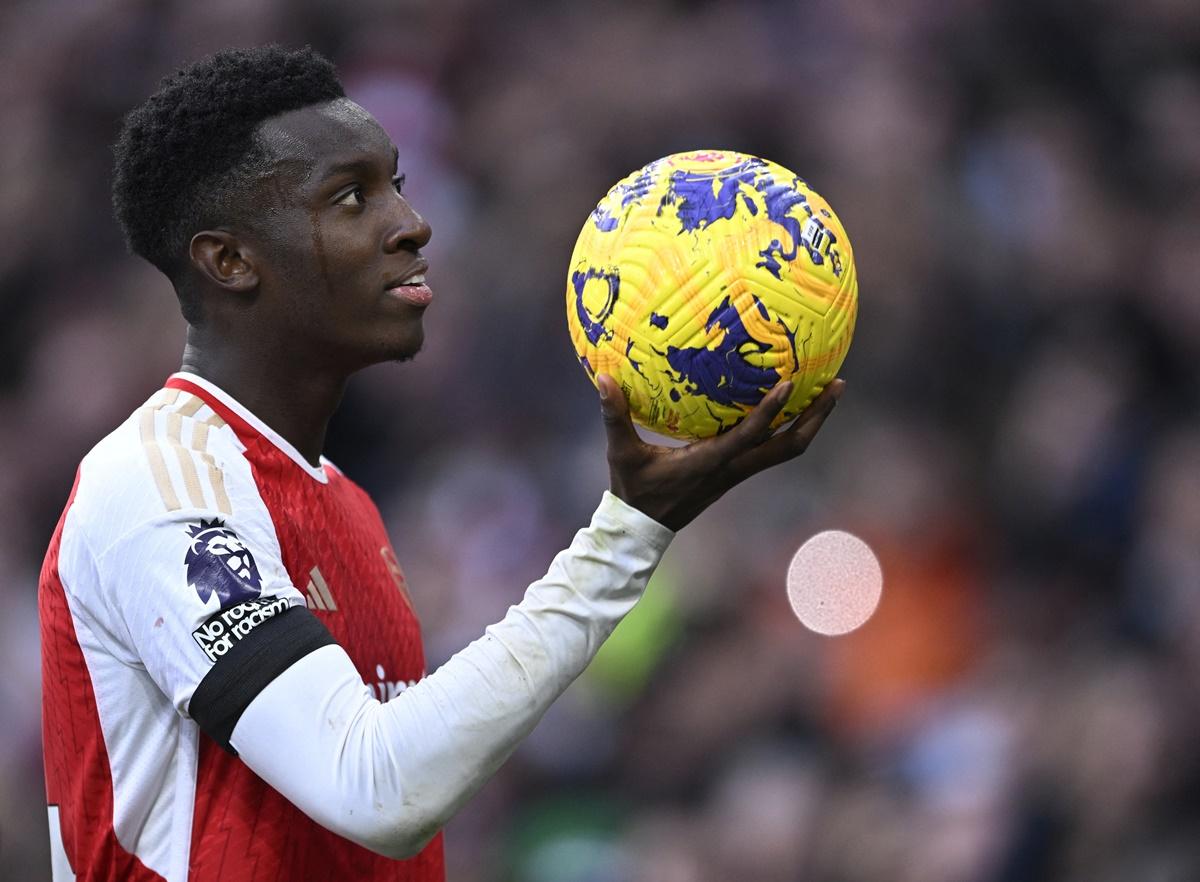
[383,195,432,253]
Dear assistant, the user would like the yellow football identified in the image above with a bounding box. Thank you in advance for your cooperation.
[566,150,857,440]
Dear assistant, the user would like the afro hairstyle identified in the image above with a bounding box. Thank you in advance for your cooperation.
[112,45,345,309]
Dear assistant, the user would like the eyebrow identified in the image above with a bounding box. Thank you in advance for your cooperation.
[315,145,401,184]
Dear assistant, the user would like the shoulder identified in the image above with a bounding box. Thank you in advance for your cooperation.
[70,387,260,556]
[60,388,300,626]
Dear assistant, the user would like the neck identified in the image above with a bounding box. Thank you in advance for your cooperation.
[180,328,347,466]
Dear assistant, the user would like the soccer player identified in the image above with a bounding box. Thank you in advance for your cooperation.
[39,45,843,882]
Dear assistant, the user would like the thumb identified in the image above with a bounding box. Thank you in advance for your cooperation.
[596,374,639,451]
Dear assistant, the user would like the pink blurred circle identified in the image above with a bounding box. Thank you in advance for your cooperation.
[786,531,882,635]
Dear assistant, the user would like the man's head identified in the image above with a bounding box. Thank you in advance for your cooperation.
[113,45,433,368]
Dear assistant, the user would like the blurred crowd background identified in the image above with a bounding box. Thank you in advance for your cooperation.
[2,0,1199,880]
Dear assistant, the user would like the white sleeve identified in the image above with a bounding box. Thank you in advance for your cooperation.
[87,502,318,725]
[229,491,673,859]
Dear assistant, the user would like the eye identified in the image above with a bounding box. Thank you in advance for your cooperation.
[393,174,406,195]
[334,185,366,208]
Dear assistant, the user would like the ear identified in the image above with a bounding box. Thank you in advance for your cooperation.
[188,230,260,292]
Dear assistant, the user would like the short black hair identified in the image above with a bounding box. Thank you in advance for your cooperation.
[112,45,345,309]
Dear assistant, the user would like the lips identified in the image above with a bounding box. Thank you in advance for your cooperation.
[388,283,432,306]
[385,260,433,306]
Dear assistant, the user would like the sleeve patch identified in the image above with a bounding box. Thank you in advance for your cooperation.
[184,519,263,608]
[192,596,292,663]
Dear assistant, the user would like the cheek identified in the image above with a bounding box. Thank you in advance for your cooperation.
[302,222,377,300]
[254,228,323,296]
[305,210,334,285]
[257,213,382,325]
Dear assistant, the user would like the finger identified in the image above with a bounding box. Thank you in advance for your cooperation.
[596,374,642,460]
[729,378,845,477]
[758,378,844,463]
[707,379,794,461]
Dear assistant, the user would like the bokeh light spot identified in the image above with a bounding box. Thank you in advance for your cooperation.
[786,530,882,635]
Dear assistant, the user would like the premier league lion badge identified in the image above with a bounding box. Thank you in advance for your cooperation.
[184,519,263,609]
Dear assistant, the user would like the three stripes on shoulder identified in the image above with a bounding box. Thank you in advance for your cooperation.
[139,389,231,515]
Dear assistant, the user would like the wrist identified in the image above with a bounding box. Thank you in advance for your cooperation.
[597,490,675,548]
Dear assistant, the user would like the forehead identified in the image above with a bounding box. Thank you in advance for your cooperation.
[256,98,394,183]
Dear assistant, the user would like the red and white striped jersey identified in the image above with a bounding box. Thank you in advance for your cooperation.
[40,372,445,881]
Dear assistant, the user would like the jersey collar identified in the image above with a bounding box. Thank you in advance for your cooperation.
[166,372,331,484]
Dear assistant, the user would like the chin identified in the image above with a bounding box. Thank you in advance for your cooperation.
[347,316,425,369]
[392,343,422,364]
[382,326,424,364]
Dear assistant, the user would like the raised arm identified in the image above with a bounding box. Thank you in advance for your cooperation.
[229,377,842,857]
